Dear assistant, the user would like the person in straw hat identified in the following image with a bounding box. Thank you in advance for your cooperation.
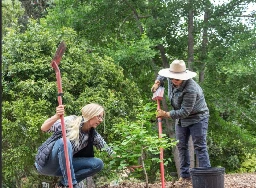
[151,60,211,184]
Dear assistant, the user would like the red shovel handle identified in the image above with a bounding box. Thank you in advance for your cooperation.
[152,88,165,188]
[51,42,73,188]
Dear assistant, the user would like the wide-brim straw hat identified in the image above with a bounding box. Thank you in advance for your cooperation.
[158,60,197,80]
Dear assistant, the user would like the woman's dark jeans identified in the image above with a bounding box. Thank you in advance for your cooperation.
[35,138,103,186]
[175,118,211,178]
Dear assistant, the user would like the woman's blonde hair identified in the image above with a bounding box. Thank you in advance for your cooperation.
[66,103,104,146]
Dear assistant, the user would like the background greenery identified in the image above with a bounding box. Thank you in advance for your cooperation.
[2,0,256,187]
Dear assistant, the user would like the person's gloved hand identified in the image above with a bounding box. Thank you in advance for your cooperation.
[156,109,170,118]
[151,80,160,93]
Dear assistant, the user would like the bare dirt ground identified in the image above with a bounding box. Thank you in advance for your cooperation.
[98,173,256,188]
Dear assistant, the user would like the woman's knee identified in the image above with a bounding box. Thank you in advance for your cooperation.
[93,158,104,171]
[177,141,188,150]
[193,136,207,151]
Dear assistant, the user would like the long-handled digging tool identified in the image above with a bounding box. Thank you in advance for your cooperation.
[152,86,165,188]
[51,41,73,188]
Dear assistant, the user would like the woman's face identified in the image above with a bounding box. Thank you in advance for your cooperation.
[171,78,183,87]
[88,111,104,128]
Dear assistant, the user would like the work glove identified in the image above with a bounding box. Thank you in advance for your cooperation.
[156,109,170,118]
[151,80,161,93]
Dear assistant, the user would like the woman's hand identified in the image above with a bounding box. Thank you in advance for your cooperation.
[156,109,170,118]
[41,105,65,132]
[151,80,160,93]
[56,105,65,117]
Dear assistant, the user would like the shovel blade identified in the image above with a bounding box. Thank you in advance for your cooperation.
[51,41,66,69]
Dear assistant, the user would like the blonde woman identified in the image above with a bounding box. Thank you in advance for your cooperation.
[35,103,113,188]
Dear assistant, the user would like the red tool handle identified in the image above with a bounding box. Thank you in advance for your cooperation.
[157,99,165,188]
[52,62,73,188]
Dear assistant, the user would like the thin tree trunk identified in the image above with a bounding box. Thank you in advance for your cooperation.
[140,122,149,188]
[188,8,194,71]
[187,0,195,170]
[199,1,210,83]
[173,146,181,178]
[141,149,149,188]
[156,44,169,68]
[189,136,195,169]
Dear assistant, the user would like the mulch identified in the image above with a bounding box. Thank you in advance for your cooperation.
[98,173,256,188]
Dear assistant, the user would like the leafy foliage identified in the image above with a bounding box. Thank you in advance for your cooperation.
[95,102,177,184]
[2,0,24,35]
[240,154,256,173]
[207,105,256,172]
[2,20,141,186]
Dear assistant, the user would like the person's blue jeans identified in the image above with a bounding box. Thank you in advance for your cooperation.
[175,118,211,178]
[35,138,103,186]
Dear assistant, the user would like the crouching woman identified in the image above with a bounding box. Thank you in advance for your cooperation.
[35,103,114,188]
